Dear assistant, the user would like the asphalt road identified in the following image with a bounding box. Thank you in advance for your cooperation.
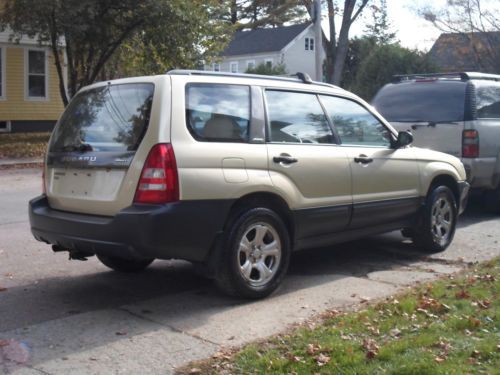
[0,168,499,374]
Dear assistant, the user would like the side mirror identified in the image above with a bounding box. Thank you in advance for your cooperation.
[394,131,413,148]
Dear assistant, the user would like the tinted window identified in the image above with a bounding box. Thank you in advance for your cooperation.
[265,90,334,144]
[373,81,467,122]
[186,84,249,142]
[321,96,391,147]
[50,83,154,152]
[476,83,500,119]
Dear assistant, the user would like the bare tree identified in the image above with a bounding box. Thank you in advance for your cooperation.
[420,0,499,73]
[305,0,370,85]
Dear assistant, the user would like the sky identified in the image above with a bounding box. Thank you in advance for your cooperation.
[348,0,447,51]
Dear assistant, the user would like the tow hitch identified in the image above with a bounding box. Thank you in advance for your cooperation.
[52,245,93,261]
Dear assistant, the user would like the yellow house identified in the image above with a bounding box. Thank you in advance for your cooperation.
[0,29,66,133]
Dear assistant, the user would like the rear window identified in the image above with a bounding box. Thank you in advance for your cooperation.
[372,81,467,123]
[50,83,154,152]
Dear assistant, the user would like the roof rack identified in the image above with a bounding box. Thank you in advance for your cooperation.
[392,72,500,83]
[166,69,339,89]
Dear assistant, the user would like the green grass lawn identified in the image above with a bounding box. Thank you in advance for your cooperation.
[184,258,499,374]
[0,132,50,159]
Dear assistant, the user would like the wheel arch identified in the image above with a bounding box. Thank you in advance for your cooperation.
[225,192,295,241]
[426,174,460,207]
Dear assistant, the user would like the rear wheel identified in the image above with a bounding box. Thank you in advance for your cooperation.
[215,207,291,299]
[412,185,457,253]
[97,255,154,272]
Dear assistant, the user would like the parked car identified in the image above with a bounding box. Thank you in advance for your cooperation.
[372,72,500,209]
[29,70,469,299]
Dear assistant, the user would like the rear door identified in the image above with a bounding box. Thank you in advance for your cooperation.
[373,80,467,158]
[320,95,420,229]
[46,81,158,216]
[264,89,352,237]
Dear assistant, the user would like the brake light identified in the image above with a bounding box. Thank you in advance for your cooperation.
[462,130,479,158]
[134,144,179,204]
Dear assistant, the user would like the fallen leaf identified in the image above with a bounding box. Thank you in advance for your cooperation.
[468,317,481,328]
[477,300,491,309]
[306,343,321,355]
[360,296,370,303]
[366,350,378,360]
[389,328,401,338]
[315,353,330,366]
[189,368,201,374]
[434,356,446,363]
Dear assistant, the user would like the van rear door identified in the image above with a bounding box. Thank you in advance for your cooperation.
[46,82,155,216]
[373,80,467,158]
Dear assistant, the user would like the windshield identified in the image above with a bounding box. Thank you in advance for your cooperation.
[372,81,466,123]
[50,83,154,152]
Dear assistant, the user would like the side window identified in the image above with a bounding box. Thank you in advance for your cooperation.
[186,84,250,142]
[265,90,334,144]
[320,95,391,147]
[476,84,500,119]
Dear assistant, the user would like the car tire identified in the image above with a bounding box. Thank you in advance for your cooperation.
[412,185,457,253]
[482,187,500,213]
[97,255,154,272]
[215,207,291,299]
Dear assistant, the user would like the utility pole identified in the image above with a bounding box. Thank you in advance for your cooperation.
[313,0,322,81]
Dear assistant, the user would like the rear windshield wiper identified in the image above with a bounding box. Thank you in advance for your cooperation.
[58,143,93,152]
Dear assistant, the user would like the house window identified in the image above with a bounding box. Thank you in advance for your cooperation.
[0,121,11,133]
[246,60,255,70]
[230,62,238,73]
[212,63,220,72]
[26,49,47,99]
[265,59,273,68]
[305,38,314,51]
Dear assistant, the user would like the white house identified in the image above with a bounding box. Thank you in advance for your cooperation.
[207,23,325,79]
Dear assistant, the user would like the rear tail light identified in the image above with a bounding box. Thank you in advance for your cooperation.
[134,144,179,204]
[462,129,479,158]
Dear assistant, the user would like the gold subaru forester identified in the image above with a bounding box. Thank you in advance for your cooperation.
[29,70,469,298]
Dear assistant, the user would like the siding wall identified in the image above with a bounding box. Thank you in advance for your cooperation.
[207,52,283,74]
[283,28,323,78]
[0,44,65,123]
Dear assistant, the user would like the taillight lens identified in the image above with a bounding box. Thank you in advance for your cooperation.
[134,144,179,204]
[462,130,479,158]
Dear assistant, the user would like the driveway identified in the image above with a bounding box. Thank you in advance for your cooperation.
[0,168,499,374]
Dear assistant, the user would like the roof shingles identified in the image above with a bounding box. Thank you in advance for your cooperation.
[223,23,311,56]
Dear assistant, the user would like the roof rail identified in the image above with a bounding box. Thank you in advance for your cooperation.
[166,69,339,89]
[392,72,500,83]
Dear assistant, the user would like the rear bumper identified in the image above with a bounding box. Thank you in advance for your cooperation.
[29,195,234,262]
[462,157,499,189]
[457,181,470,215]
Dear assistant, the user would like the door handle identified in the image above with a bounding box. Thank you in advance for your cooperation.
[354,154,373,164]
[273,155,298,165]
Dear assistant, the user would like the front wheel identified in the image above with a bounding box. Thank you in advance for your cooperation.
[412,185,457,253]
[215,208,291,299]
[97,255,154,272]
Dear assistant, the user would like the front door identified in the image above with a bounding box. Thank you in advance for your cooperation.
[264,89,352,238]
[320,95,420,229]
